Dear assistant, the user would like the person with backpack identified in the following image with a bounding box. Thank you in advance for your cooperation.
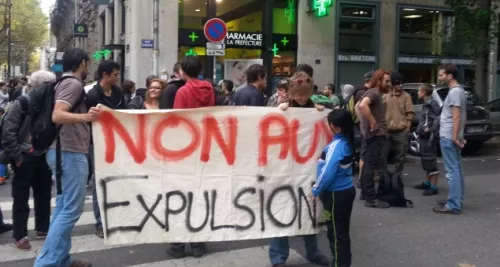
[312,109,356,267]
[34,48,100,267]
[85,60,127,239]
[414,83,441,196]
[160,63,186,109]
[1,70,56,250]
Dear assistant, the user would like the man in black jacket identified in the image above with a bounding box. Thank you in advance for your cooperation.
[160,63,185,109]
[85,60,126,238]
[2,70,56,250]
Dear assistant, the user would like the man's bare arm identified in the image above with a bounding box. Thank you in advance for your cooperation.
[358,97,376,125]
[52,102,93,124]
[451,106,461,141]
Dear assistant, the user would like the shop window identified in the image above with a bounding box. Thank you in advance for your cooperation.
[398,8,471,57]
[273,0,297,34]
[217,0,264,32]
[179,0,208,29]
[398,64,436,83]
[338,5,375,54]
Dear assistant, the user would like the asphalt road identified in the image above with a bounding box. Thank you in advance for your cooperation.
[1,149,500,267]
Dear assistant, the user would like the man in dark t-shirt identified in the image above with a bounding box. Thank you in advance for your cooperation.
[356,69,391,209]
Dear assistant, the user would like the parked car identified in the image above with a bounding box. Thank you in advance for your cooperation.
[486,98,500,134]
[403,83,493,155]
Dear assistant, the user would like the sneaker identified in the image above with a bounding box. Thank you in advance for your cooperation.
[436,199,447,206]
[95,228,104,239]
[422,188,438,196]
[365,199,390,209]
[36,231,48,240]
[310,254,329,266]
[414,182,430,190]
[70,259,91,267]
[432,205,460,215]
[15,237,31,251]
[0,177,6,185]
[167,247,186,259]
[0,223,12,234]
[192,245,206,258]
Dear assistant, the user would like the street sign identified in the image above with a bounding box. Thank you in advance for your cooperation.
[203,18,227,43]
[206,42,225,50]
[141,39,154,49]
[73,24,88,38]
[206,49,225,56]
[51,64,63,72]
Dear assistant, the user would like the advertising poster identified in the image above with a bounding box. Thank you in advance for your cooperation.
[224,59,263,91]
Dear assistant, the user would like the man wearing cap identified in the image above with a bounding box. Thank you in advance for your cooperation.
[382,72,414,176]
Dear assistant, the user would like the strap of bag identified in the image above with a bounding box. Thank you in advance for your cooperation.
[55,86,86,195]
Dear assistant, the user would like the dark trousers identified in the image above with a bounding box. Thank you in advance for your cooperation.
[360,136,386,201]
[382,130,407,175]
[12,154,52,241]
[320,187,356,267]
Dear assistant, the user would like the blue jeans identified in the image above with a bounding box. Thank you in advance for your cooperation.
[93,183,102,229]
[34,149,88,267]
[440,138,465,211]
[269,235,319,265]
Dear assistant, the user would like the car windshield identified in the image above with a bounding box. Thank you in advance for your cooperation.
[436,86,484,106]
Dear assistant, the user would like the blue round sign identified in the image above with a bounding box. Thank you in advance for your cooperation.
[204,18,227,42]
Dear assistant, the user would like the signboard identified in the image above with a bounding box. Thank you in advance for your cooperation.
[204,18,228,43]
[398,56,474,65]
[93,107,331,245]
[206,42,225,56]
[224,59,264,91]
[73,24,88,38]
[226,32,262,48]
[51,64,63,72]
[338,54,376,63]
[141,39,154,49]
[206,49,225,56]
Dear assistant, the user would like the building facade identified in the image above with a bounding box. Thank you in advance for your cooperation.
[51,0,500,99]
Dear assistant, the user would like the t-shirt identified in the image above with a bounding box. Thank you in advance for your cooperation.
[359,88,387,140]
[50,74,89,154]
[439,85,466,139]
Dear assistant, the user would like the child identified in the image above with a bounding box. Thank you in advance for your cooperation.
[414,83,441,196]
[267,78,290,107]
[312,109,356,267]
[272,72,330,267]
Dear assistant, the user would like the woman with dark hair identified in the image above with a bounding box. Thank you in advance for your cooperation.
[121,79,136,104]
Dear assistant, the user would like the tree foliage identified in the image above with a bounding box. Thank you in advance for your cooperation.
[445,0,497,56]
[0,0,48,65]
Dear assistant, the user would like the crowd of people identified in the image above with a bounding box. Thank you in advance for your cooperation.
[0,47,467,267]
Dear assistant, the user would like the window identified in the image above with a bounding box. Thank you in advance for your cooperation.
[273,0,296,34]
[338,5,375,54]
[398,8,471,56]
[179,0,208,29]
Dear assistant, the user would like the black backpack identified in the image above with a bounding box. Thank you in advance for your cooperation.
[378,170,414,208]
[28,76,85,194]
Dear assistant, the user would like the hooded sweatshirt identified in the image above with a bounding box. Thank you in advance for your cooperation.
[159,79,186,109]
[173,79,215,109]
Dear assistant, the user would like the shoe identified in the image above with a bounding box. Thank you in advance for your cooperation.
[167,247,186,259]
[310,254,329,266]
[15,237,32,251]
[414,182,430,190]
[70,259,91,267]
[436,199,447,206]
[365,199,390,209]
[273,264,286,267]
[432,205,460,215]
[0,223,12,234]
[36,231,48,240]
[0,177,6,185]
[192,245,206,258]
[422,188,438,196]
[95,227,104,239]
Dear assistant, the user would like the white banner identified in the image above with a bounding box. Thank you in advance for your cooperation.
[93,107,331,245]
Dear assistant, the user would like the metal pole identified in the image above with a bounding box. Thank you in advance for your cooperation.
[23,45,27,76]
[152,0,159,76]
[7,0,12,78]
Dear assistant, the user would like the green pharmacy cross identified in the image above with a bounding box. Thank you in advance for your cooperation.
[189,32,199,42]
[185,48,197,56]
[313,0,333,18]
[92,49,112,61]
[281,37,289,46]
[284,0,296,24]
[77,26,85,33]
[272,43,279,57]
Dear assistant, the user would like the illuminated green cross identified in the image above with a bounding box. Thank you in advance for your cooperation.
[189,32,199,42]
[281,37,289,46]
[284,0,296,24]
[101,49,112,59]
[92,49,112,61]
[185,49,197,56]
[272,43,279,57]
[313,0,333,17]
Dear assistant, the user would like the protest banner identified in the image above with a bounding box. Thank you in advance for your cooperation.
[92,107,332,245]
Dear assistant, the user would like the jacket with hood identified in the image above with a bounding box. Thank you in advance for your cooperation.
[173,79,215,109]
[86,83,127,109]
[159,79,186,109]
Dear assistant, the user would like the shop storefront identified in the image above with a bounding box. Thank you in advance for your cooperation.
[335,2,379,87]
[396,5,474,83]
[177,0,298,95]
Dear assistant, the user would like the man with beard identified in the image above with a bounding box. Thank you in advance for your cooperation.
[34,48,100,267]
[356,69,391,209]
